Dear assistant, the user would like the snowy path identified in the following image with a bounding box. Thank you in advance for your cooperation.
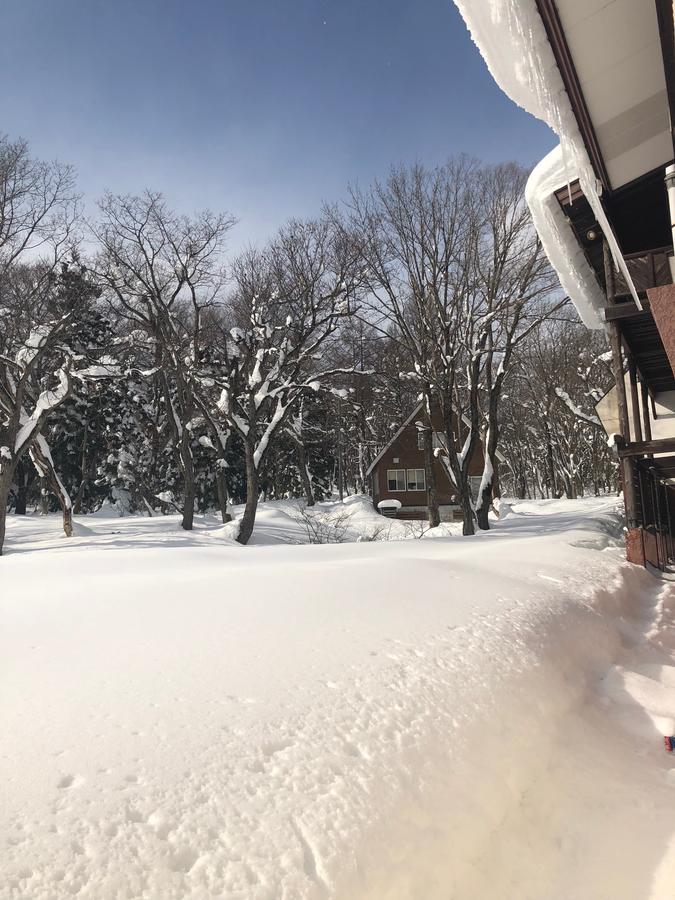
[2,499,675,898]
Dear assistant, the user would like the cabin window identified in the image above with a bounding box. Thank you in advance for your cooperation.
[406,468,426,491]
[387,469,406,491]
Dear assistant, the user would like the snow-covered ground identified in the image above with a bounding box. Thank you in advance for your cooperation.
[1,494,454,557]
[3,497,675,899]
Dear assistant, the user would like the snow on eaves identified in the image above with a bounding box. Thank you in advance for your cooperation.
[526,146,606,329]
[453,0,640,322]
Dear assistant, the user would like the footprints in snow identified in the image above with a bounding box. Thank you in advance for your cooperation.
[57,774,83,790]
[261,738,293,759]
[225,694,257,706]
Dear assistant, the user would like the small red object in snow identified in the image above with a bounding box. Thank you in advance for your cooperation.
[665,736,675,752]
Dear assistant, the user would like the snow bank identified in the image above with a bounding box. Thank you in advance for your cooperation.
[2,499,675,898]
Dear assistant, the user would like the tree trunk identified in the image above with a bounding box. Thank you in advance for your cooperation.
[517,478,526,501]
[39,477,50,515]
[337,397,344,501]
[237,445,259,545]
[476,480,492,531]
[73,424,89,515]
[476,435,496,531]
[182,479,195,530]
[14,470,28,515]
[216,466,232,523]
[564,476,576,500]
[72,479,87,515]
[63,500,73,537]
[31,441,73,537]
[296,441,315,507]
[458,482,475,536]
[180,437,195,531]
[422,420,440,528]
[545,423,557,499]
[0,465,16,555]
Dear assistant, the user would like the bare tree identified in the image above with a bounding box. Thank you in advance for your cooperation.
[0,136,79,554]
[93,191,235,529]
[469,164,560,529]
[286,404,316,507]
[345,160,558,534]
[343,159,482,533]
[216,217,362,545]
[498,321,616,500]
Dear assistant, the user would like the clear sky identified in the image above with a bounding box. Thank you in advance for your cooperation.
[1,0,556,252]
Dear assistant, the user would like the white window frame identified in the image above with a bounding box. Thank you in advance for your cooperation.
[387,469,406,492]
[406,468,426,491]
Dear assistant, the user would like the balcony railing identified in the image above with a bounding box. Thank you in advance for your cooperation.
[615,246,672,295]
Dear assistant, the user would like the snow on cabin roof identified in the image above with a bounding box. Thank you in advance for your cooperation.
[452,0,642,321]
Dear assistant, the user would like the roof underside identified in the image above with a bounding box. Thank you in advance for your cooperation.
[619,303,675,393]
[554,169,671,273]
[554,177,675,393]
[554,0,673,190]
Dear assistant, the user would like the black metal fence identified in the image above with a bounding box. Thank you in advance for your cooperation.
[633,459,675,570]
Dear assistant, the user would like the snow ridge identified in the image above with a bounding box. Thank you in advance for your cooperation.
[3,500,675,899]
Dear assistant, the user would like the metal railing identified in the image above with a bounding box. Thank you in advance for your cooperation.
[633,459,675,570]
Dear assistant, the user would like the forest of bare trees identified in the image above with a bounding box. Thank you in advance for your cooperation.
[0,133,617,554]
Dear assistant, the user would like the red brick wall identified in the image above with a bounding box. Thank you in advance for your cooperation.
[647,284,675,377]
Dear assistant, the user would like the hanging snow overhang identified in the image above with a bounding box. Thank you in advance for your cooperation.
[525,145,605,329]
[452,0,660,315]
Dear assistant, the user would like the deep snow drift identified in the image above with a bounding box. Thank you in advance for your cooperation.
[2,498,675,899]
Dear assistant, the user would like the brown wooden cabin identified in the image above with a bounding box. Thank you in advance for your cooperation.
[366,401,487,521]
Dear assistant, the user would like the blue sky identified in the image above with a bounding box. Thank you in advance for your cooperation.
[1,0,556,252]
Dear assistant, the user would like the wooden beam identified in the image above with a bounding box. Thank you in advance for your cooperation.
[628,358,643,443]
[652,466,675,477]
[604,243,631,441]
[604,240,639,528]
[603,303,651,323]
[618,437,675,458]
[641,377,653,451]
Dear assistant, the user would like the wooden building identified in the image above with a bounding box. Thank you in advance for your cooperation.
[366,402,487,521]
[455,0,675,570]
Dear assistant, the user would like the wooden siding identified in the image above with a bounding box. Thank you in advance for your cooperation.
[370,406,484,509]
